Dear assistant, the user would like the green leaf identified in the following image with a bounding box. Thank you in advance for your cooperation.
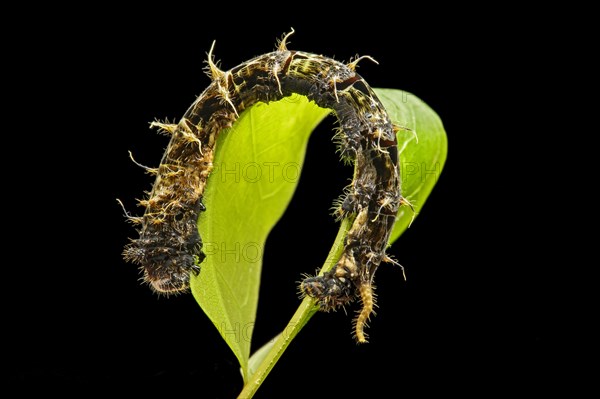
[190,88,447,398]
[375,88,448,243]
[246,333,281,379]
[190,94,329,382]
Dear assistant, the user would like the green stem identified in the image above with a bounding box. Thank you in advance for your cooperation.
[237,218,352,399]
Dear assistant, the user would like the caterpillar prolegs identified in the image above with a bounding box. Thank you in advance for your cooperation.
[123,30,406,342]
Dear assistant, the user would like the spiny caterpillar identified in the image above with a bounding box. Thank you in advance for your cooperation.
[122,29,408,342]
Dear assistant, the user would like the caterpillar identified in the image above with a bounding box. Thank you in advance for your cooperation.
[122,29,406,342]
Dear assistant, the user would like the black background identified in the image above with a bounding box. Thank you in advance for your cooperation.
[7,7,567,398]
